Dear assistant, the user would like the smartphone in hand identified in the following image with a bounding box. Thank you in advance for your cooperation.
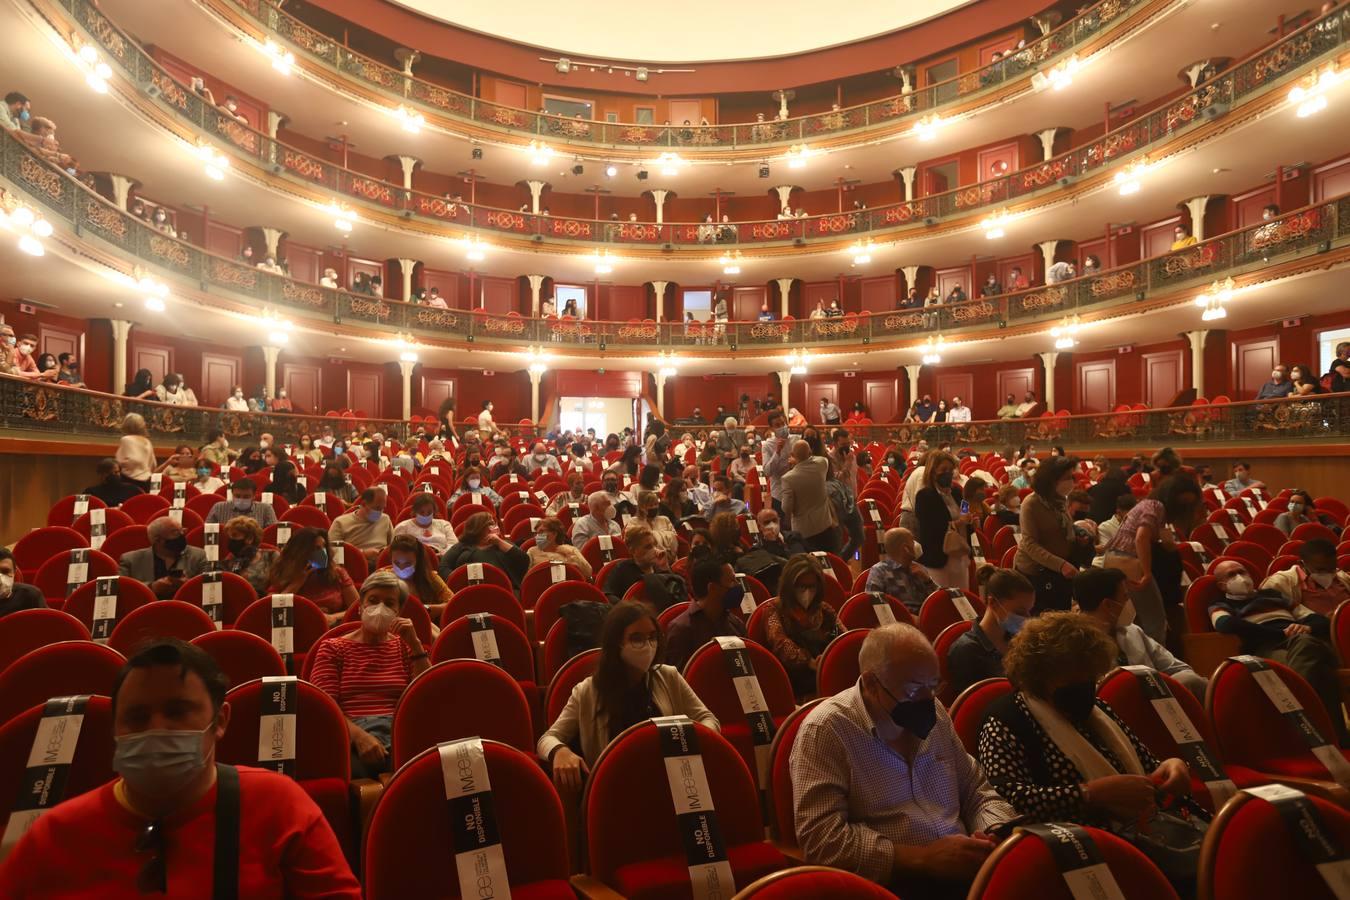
[959,500,970,515]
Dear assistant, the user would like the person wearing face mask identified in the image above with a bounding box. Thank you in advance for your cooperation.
[199,429,237,468]
[224,385,249,412]
[205,480,277,528]
[767,555,841,699]
[546,471,589,517]
[867,528,939,616]
[8,332,54,380]
[0,546,46,618]
[1222,461,1264,499]
[218,516,279,595]
[476,399,500,439]
[527,516,592,579]
[1273,488,1318,536]
[271,387,293,413]
[680,464,713,513]
[316,462,357,504]
[991,484,1022,528]
[1073,567,1206,701]
[1261,539,1350,616]
[118,516,208,598]
[392,492,458,554]
[978,613,1191,832]
[0,91,30,131]
[81,457,141,508]
[525,441,561,475]
[1094,493,1136,554]
[0,639,361,896]
[380,534,452,624]
[1014,456,1085,613]
[782,440,837,555]
[1255,364,1294,400]
[449,466,503,510]
[601,525,681,607]
[791,623,1016,890]
[487,443,529,480]
[310,572,430,779]
[438,512,531,588]
[753,508,806,560]
[263,459,306,505]
[636,491,678,560]
[154,373,191,406]
[570,491,623,550]
[914,452,972,591]
[328,488,394,566]
[538,601,718,794]
[947,567,1036,697]
[236,446,266,476]
[664,558,748,671]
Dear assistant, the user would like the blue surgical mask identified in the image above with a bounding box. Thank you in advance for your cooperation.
[393,562,416,580]
[467,478,481,490]
[196,467,211,478]
[414,513,434,527]
[1002,611,1028,634]
[366,509,383,524]
[232,498,253,511]
[18,109,29,122]
[535,533,549,547]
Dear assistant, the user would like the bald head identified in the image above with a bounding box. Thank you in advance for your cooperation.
[858,624,940,721]
[790,439,812,462]
[882,527,918,563]
[1214,560,1252,596]
[859,623,936,677]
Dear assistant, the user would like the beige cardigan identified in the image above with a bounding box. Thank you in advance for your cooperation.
[537,664,720,766]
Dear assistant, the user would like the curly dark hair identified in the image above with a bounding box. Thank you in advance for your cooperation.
[1002,611,1116,698]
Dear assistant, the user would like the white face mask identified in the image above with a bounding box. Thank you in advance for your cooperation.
[0,573,11,599]
[1225,574,1255,598]
[1116,599,1137,630]
[621,641,657,672]
[467,478,481,490]
[912,541,923,558]
[361,603,397,636]
[1310,572,1337,589]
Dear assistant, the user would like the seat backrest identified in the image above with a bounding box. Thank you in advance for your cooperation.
[682,638,796,726]
[581,534,630,571]
[120,492,171,524]
[969,826,1178,899]
[46,494,106,527]
[443,561,514,593]
[190,630,287,688]
[533,581,611,642]
[391,659,535,767]
[99,524,151,562]
[32,549,119,601]
[431,613,536,684]
[172,571,259,626]
[233,594,331,659]
[72,509,135,547]
[544,648,600,724]
[62,577,157,637]
[934,620,975,703]
[949,678,1013,756]
[0,609,91,675]
[1200,790,1350,900]
[765,699,826,845]
[440,583,526,632]
[735,865,896,898]
[1097,667,1217,758]
[520,561,587,610]
[216,677,351,781]
[0,696,114,840]
[0,642,126,726]
[585,719,768,886]
[816,629,868,697]
[1208,657,1339,770]
[1184,576,1222,633]
[107,601,216,656]
[11,526,87,578]
[917,588,984,641]
[837,593,916,630]
[364,740,568,900]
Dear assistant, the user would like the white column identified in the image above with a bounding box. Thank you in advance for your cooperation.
[107,175,135,210]
[898,167,917,202]
[900,266,920,295]
[773,185,796,213]
[1038,351,1060,412]
[774,278,793,317]
[261,344,281,400]
[527,367,543,423]
[774,90,791,120]
[260,228,284,259]
[398,258,418,301]
[527,181,547,214]
[1183,196,1211,241]
[398,358,416,421]
[653,370,669,418]
[777,371,792,412]
[527,274,546,316]
[1186,329,1209,399]
[1037,240,1060,274]
[1036,128,1061,161]
[110,319,133,395]
[904,364,921,408]
[266,111,285,140]
[394,155,420,191]
[650,189,669,224]
[650,281,668,322]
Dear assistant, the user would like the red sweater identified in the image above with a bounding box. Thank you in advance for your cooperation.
[0,766,360,898]
[309,637,412,718]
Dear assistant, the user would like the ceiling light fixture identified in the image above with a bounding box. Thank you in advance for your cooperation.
[75,44,112,93]
[526,346,549,375]
[195,142,230,181]
[1196,276,1234,321]
[981,209,1010,240]
[462,236,488,262]
[719,251,743,275]
[528,141,554,166]
[657,351,680,378]
[921,335,944,365]
[785,349,810,376]
[264,39,295,75]
[1032,53,1080,92]
[1289,65,1345,117]
[911,113,943,142]
[655,152,683,177]
[1113,158,1148,196]
[1050,314,1081,349]
[593,250,614,275]
[136,273,170,311]
[605,165,618,178]
[395,105,424,133]
[399,350,419,363]
[849,240,874,266]
[3,204,52,256]
[786,144,812,169]
[329,201,356,233]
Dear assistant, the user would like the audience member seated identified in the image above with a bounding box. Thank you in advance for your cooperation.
[750,507,806,560]
[206,480,278,529]
[449,466,502,509]
[115,414,155,489]
[0,547,45,617]
[704,474,748,518]
[219,516,278,596]
[1094,493,1136,551]
[0,639,361,896]
[978,613,1193,828]
[537,601,718,794]
[525,441,562,475]
[267,527,358,627]
[634,490,678,560]
[83,458,143,507]
[309,571,430,779]
[236,447,266,475]
[1273,489,1317,536]
[437,512,530,588]
[601,525,684,609]
[989,484,1021,528]
[1223,461,1264,499]
[1072,568,1206,701]
[570,491,621,550]
[791,623,1015,892]
[947,567,1035,697]
[766,555,841,699]
[316,463,357,504]
[866,527,939,615]
[264,460,306,505]
[198,430,237,468]
[118,516,209,599]
[383,535,452,623]
[706,512,747,570]
[328,488,394,567]
[664,557,748,670]
[1261,538,1350,616]
[392,492,457,554]
[527,516,591,579]
[545,472,589,516]
[597,470,635,518]
[154,445,197,484]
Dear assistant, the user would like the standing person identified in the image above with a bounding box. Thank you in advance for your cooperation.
[1325,341,1350,393]
[914,452,971,590]
[819,397,842,426]
[0,640,361,896]
[782,440,839,554]
[476,400,500,439]
[115,413,155,489]
[760,410,792,515]
[1014,456,1086,613]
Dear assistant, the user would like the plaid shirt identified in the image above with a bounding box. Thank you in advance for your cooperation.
[865,559,939,615]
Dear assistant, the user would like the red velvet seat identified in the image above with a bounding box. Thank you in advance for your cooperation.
[71,509,136,549]
[172,571,259,626]
[584,719,788,898]
[532,581,610,642]
[281,503,333,530]
[544,647,599,725]
[216,678,355,863]
[1198,789,1350,900]
[62,577,157,637]
[816,629,868,697]
[1240,523,1288,557]
[934,620,975,704]
[917,588,985,641]
[765,699,826,845]
[949,677,1013,756]
[836,592,916,630]
[107,601,216,656]
[443,561,514,593]
[520,561,588,610]
[681,639,796,785]
[190,629,287,688]
[10,526,87,580]
[32,548,119,603]
[0,608,91,675]
[119,492,171,524]
[46,493,106,526]
[807,550,851,587]
[733,866,893,898]
[439,583,526,632]
[969,825,1178,899]
[364,740,572,899]
[0,696,114,839]
[431,614,541,734]
[341,595,434,647]
[99,524,150,562]
[391,658,535,768]
[233,594,330,674]
[0,642,125,726]
[1291,522,1340,545]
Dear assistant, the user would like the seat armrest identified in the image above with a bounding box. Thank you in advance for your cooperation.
[770,839,804,866]
[570,874,628,899]
[1181,632,1241,678]
[350,778,384,838]
[1269,775,1350,808]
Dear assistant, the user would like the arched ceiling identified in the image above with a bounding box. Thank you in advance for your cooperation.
[385,0,978,63]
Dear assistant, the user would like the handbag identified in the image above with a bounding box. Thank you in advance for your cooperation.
[1111,806,1207,881]
[942,523,968,557]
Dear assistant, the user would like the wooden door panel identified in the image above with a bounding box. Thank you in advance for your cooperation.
[38,325,80,362]
[609,285,648,321]
[1233,338,1279,400]
[863,378,898,423]
[200,353,241,409]
[1076,360,1116,413]
[281,364,321,415]
[495,81,528,108]
[347,371,382,418]
[732,286,766,321]
[420,376,455,417]
[668,99,702,126]
[132,346,173,386]
[859,276,896,314]
[206,222,241,259]
[976,142,1019,181]
[1314,158,1350,202]
[934,373,974,408]
[1141,217,1180,259]
[1141,350,1184,409]
[996,368,1036,407]
[934,266,971,301]
[479,277,515,314]
[806,381,839,418]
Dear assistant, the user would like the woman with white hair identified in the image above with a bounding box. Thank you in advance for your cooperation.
[115,413,155,487]
[309,570,430,778]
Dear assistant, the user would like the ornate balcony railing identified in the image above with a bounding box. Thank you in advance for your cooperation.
[224,0,1152,151]
[5,131,1350,354]
[45,0,1350,251]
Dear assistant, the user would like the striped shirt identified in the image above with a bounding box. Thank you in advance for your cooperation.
[309,637,412,718]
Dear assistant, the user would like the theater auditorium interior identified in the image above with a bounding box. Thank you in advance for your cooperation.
[2,0,1350,895]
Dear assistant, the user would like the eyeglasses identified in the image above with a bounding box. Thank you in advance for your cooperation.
[881,679,941,703]
[135,819,167,893]
[624,635,659,650]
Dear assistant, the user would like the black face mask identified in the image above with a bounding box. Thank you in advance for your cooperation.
[226,537,249,557]
[887,695,938,740]
[936,472,954,488]
[164,535,188,556]
[1052,681,1097,724]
